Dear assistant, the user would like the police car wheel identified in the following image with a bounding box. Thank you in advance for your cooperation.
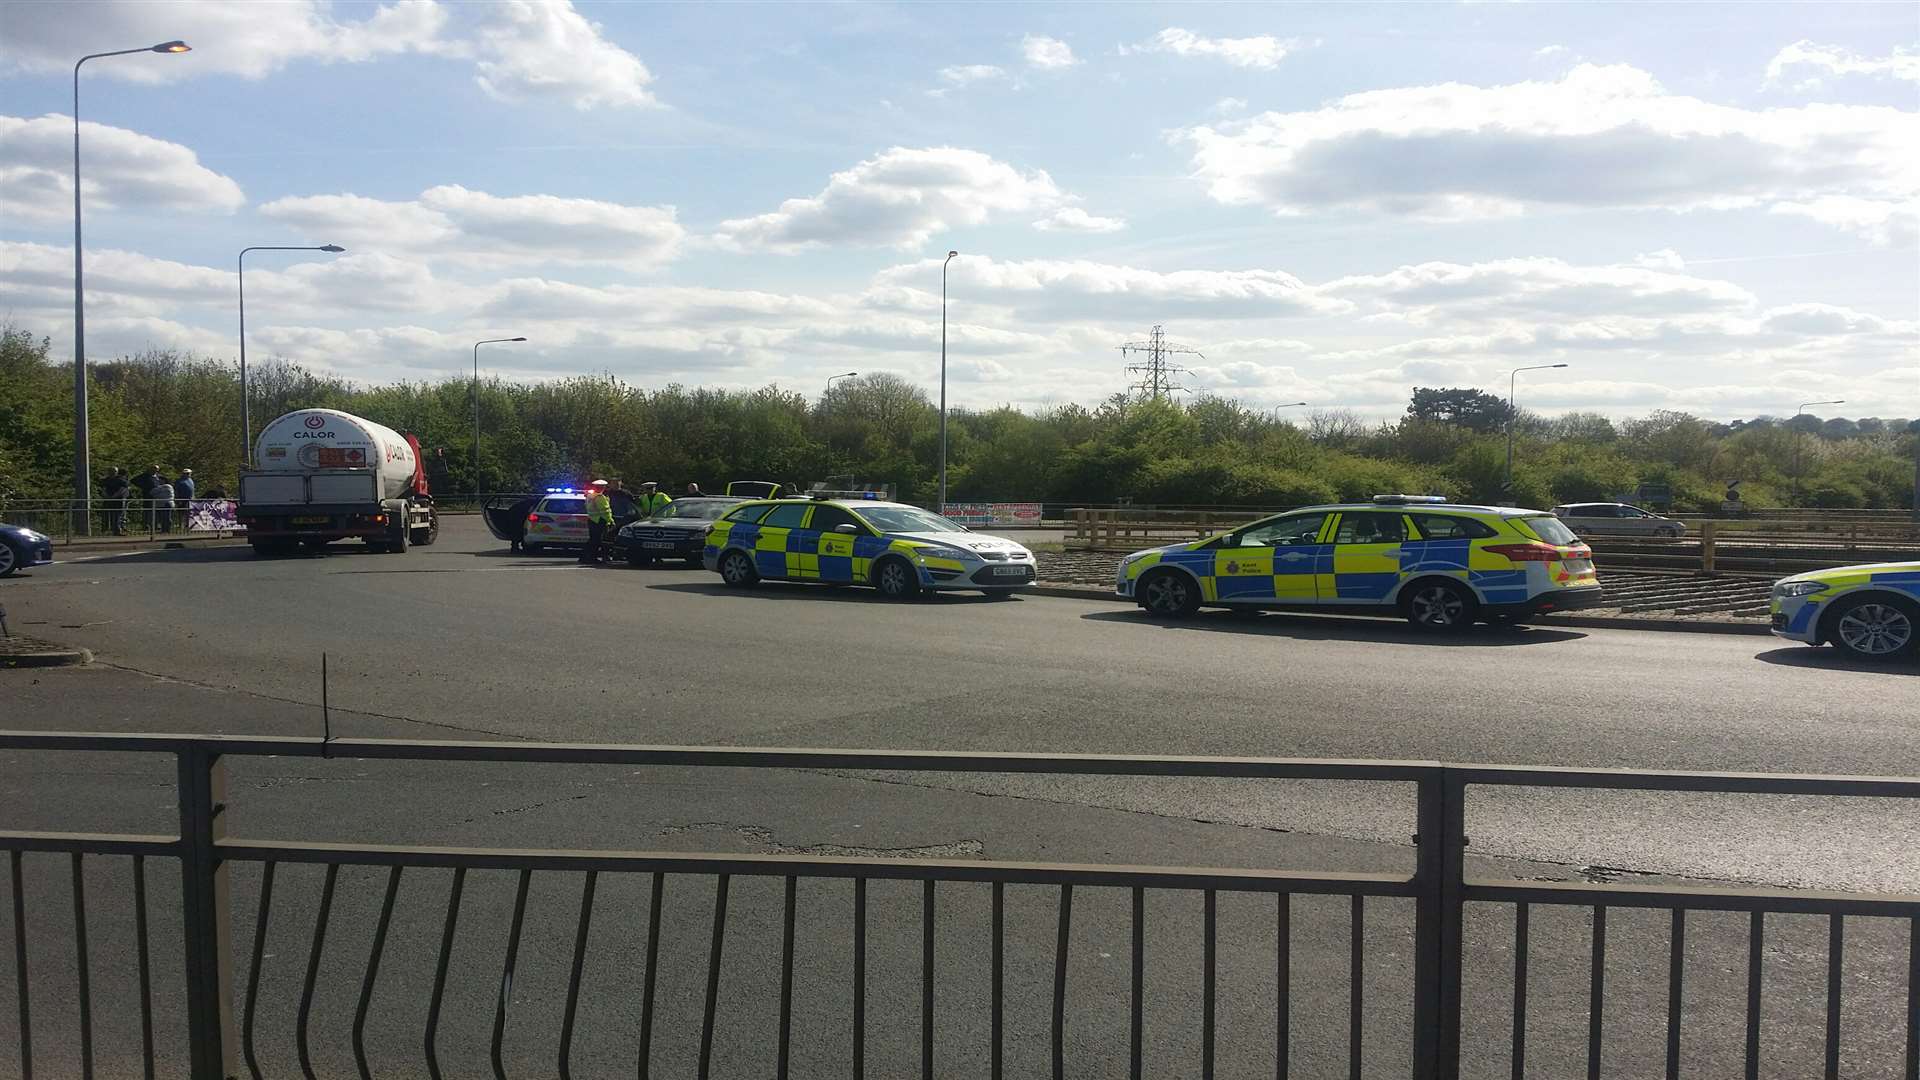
[719,550,760,587]
[873,557,921,599]
[1403,580,1475,630]
[0,543,16,576]
[1828,596,1917,660]
[1137,569,1198,618]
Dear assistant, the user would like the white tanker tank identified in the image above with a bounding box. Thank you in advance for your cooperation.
[253,409,423,501]
[238,409,438,555]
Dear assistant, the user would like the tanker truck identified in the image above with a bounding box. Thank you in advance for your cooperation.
[237,409,438,555]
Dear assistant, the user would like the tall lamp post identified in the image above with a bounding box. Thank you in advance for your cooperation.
[826,371,858,396]
[473,337,527,495]
[71,39,191,534]
[938,251,958,512]
[239,245,344,464]
[1505,363,1568,497]
[1790,398,1844,505]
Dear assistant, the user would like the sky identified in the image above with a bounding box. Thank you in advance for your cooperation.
[1,0,1916,422]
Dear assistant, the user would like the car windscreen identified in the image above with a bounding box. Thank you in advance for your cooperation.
[657,499,732,520]
[855,506,965,534]
[1520,515,1581,545]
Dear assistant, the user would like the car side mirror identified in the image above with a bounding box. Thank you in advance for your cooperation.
[835,524,859,534]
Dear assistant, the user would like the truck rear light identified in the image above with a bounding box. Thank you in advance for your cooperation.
[375,514,388,524]
[1484,543,1559,563]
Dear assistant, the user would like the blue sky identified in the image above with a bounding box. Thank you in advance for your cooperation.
[2,1,1915,420]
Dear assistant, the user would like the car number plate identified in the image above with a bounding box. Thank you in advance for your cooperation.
[991,565,1027,576]
[292,516,329,525]
[641,541,676,549]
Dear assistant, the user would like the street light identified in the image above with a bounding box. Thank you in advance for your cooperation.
[70,39,191,534]
[238,245,344,465]
[939,250,958,512]
[826,371,858,395]
[473,337,527,495]
[1505,364,1569,497]
[1790,398,1844,505]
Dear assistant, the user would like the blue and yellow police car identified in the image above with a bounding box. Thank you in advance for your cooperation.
[1771,560,1920,661]
[704,497,1036,597]
[1116,496,1603,628]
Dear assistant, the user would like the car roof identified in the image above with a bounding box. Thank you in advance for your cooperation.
[1288,502,1546,518]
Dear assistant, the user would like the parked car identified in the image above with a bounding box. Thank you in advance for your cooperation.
[1551,503,1686,538]
[615,497,745,566]
[0,522,55,577]
[1771,560,1920,661]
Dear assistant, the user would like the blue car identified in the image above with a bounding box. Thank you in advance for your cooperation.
[0,523,55,577]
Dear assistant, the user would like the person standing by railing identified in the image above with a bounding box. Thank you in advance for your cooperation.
[99,467,129,535]
[150,475,175,534]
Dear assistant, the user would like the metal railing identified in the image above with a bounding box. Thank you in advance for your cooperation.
[0,498,242,545]
[0,731,1916,1079]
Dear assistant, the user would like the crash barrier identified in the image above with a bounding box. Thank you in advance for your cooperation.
[940,502,1045,527]
[0,499,244,543]
[2,731,1915,1079]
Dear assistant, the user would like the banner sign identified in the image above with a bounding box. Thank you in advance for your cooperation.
[187,500,244,533]
[941,502,1043,526]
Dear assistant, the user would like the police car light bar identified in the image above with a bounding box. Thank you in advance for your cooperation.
[545,487,578,494]
[1372,494,1448,504]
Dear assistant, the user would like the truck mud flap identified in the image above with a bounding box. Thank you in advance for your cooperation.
[483,496,536,543]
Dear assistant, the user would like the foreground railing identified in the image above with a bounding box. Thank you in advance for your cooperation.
[0,732,1915,1079]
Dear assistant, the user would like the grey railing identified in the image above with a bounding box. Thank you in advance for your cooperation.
[0,732,1915,1079]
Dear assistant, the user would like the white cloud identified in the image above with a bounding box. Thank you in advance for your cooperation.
[879,256,1345,320]
[1632,249,1687,270]
[713,147,1066,252]
[0,114,244,224]
[1766,41,1920,85]
[0,0,658,111]
[259,185,684,268]
[940,64,1007,85]
[1769,196,1919,247]
[471,0,658,109]
[1533,45,1571,60]
[1176,64,1919,224]
[1211,97,1249,115]
[1021,34,1078,70]
[1122,28,1299,70]
[1325,257,1758,320]
[0,0,453,81]
[1032,208,1127,234]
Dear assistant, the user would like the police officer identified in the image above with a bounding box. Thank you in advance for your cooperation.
[580,480,614,565]
[636,481,673,518]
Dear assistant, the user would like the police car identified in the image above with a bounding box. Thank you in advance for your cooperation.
[1770,561,1920,661]
[520,489,590,553]
[1116,496,1603,628]
[704,497,1037,597]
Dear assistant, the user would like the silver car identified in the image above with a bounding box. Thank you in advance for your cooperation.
[1551,502,1686,538]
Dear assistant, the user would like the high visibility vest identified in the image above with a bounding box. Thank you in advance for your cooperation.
[585,493,614,524]
[639,492,673,516]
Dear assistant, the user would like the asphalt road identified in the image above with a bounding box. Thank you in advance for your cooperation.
[2,516,1916,1077]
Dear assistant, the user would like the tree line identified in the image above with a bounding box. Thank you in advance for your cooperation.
[3,325,1915,511]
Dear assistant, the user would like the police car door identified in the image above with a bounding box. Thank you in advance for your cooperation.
[1214,511,1330,603]
[753,502,812,579]
[1326,511,1410,603]
[808,504,863,583]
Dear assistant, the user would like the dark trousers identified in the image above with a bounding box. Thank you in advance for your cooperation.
[104,502,126,534]
[581,521,607,563]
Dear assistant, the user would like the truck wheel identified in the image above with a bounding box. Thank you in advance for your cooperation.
[413,516,438,546]
[719,550,759,587]
[872,557,921,599]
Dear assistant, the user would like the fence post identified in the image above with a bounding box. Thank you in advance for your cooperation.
[1412,769,1465,1080]
[179,747,238,1079]
[1700,522,1717,573]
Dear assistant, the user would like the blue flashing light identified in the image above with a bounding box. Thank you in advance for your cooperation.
[545,486,578,494]
[862,491,879,499]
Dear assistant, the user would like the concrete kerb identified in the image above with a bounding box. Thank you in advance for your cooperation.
[0,637,94,668]
[1025,582,1773,637]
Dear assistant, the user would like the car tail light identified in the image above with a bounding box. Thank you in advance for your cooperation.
[529,513,543,523]
[1484,543,1560,563]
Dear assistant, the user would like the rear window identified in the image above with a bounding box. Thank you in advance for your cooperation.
[724,504,771,522]
[1411,514,1496,540]
[1520,516,1581,545]
[541,498,585,515]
